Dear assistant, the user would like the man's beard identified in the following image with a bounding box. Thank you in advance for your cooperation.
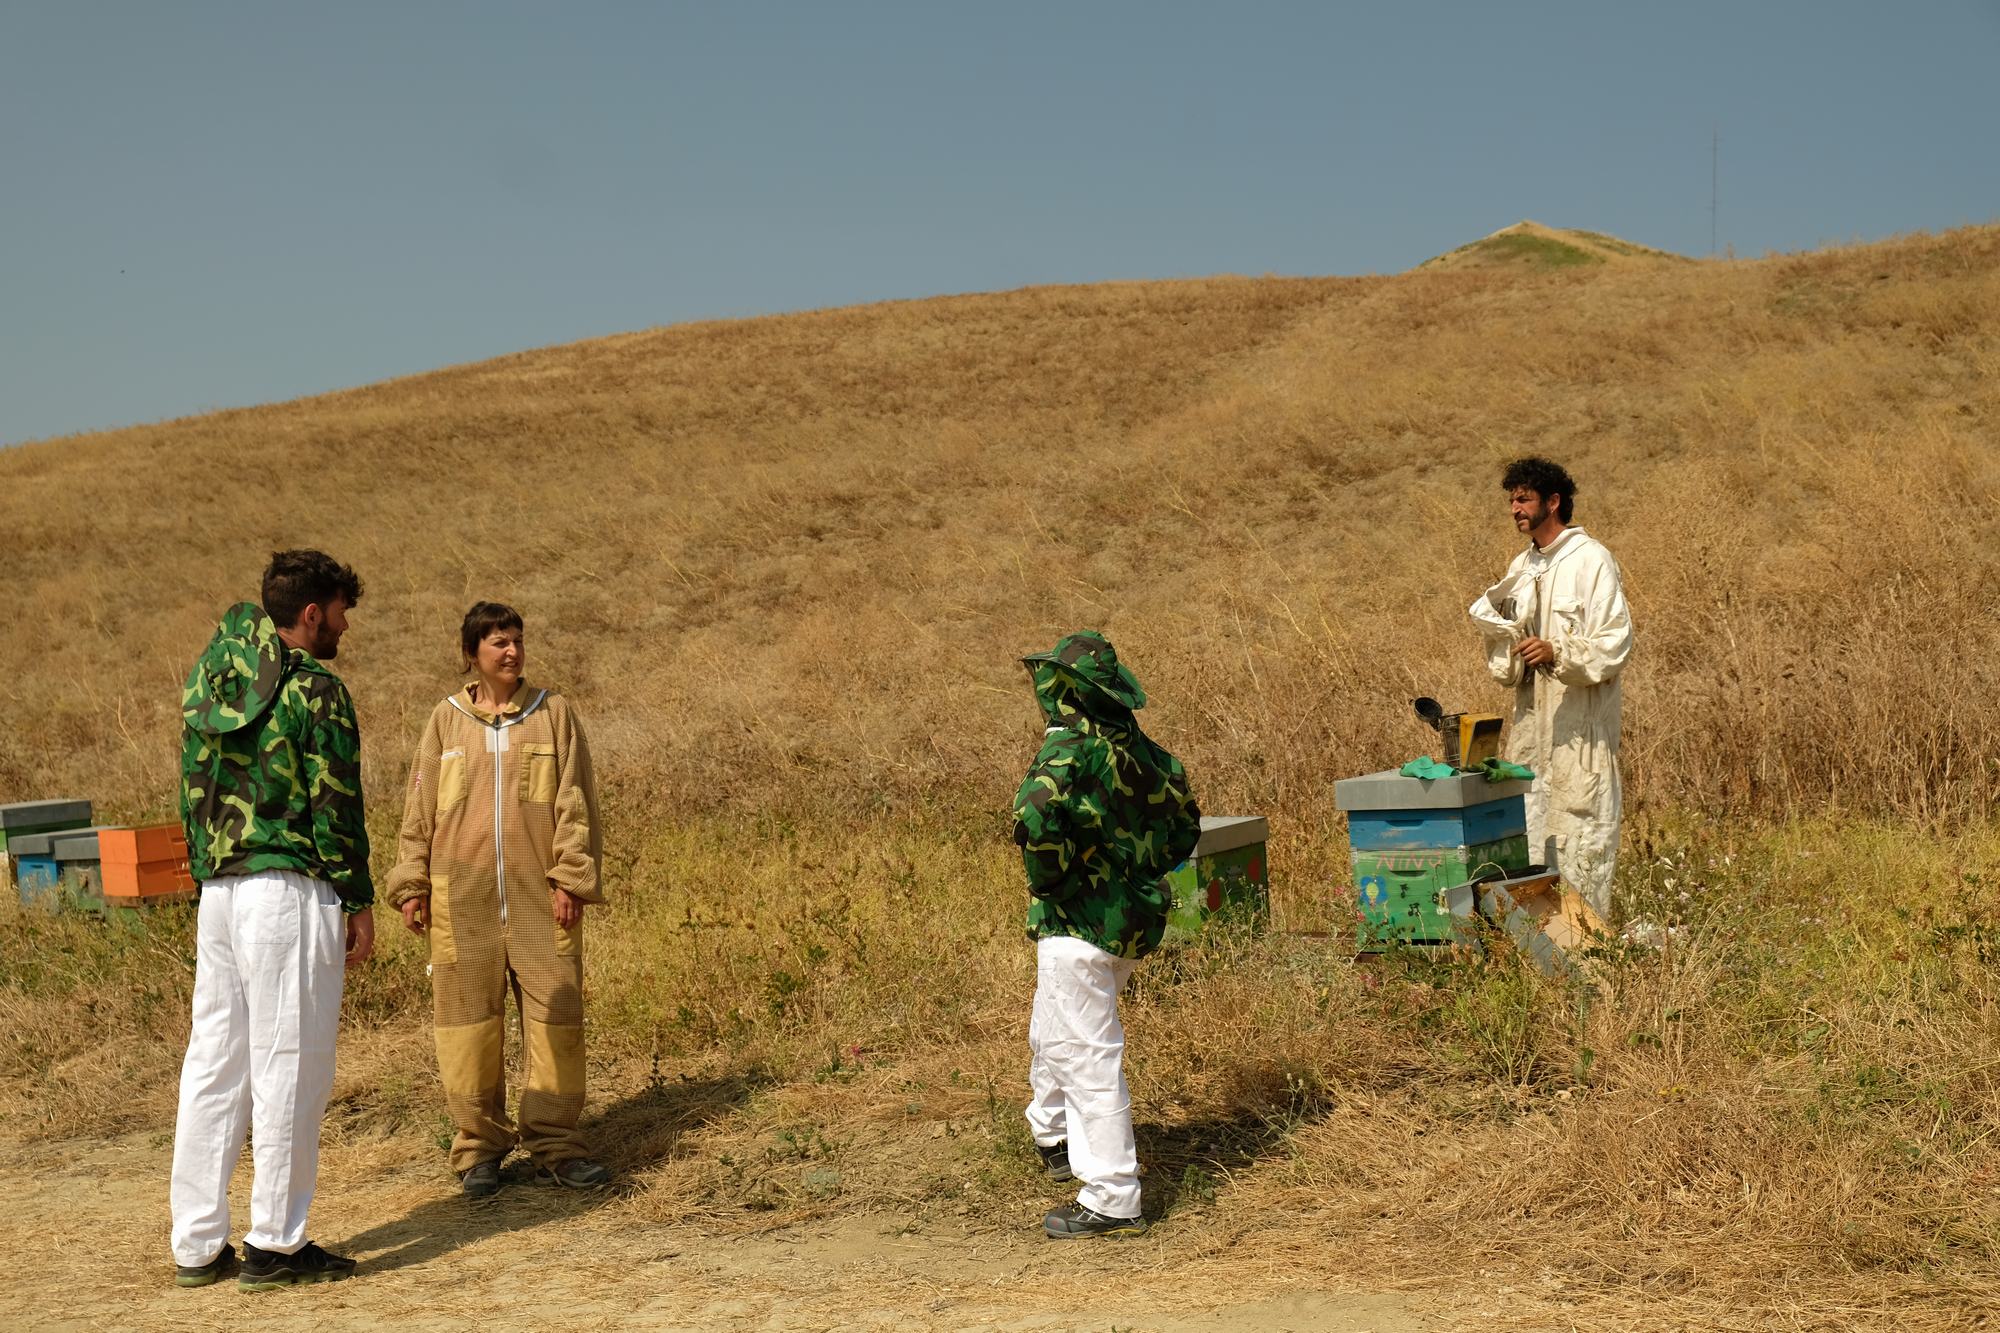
[311,626,341,660]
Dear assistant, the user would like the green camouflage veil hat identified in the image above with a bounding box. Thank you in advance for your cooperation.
[1021,630,1147,711]
[182,602,290,736]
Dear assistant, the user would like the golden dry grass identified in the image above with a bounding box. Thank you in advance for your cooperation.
[2,224,1999,1328]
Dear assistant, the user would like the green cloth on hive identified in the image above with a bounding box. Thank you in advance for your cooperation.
[1398,755,1536,781]
[1477,757,1534,782]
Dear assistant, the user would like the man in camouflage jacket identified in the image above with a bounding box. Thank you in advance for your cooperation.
[168,550,374,1291]
[1013,631,1200,1239]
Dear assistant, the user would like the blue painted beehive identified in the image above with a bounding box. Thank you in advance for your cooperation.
[7,831,64,908]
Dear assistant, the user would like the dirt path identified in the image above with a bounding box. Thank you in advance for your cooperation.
[0,1134,1442,1332]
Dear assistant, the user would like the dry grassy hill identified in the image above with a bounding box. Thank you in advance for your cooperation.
[1,226,1992,833]
[3,226,2000,1329]
[1419,219,1689,269]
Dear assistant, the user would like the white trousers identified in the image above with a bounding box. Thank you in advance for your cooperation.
[169,871,345,1264]
[1026,934,1142,1220]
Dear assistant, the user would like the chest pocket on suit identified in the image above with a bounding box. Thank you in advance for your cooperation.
[438,749,468,814]
[519,743,559,804]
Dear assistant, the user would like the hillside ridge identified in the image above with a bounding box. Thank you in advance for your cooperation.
[1417,219,1688,270]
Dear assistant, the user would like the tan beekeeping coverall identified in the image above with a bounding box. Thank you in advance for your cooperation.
[1471,527,1633,920]
[387,683,602,1173]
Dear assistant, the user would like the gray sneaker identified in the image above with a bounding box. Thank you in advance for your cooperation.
[460,1159,502,1200]
[537,1157,612,1189]
[1035,1141,1074,1182]
[1043,1202,1148,1239]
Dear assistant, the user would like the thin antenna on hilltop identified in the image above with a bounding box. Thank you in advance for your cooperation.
[1710,127,1719,258]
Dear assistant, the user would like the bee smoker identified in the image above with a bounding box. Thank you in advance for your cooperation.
[1412,697,1504,769]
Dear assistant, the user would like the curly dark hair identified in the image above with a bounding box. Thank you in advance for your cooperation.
[261,549,363,629]
[1500,456,1576,524]
[459,601,526,671]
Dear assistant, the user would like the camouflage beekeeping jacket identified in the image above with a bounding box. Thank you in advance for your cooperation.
[1012,631,1201,959]
[179,602,374,912]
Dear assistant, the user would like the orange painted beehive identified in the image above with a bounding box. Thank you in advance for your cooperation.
[98,824,196,905]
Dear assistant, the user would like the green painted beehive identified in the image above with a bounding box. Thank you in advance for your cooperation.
[51,827,116,916]
[1350,836,1530,949]
[1162,815,1269,944]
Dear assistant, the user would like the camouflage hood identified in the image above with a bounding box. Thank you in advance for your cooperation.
[1014,631,1200,960]
[182,602,302,737]
[1023,631,1147,730]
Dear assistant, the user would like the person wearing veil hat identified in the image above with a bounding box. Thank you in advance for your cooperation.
[1012,631,1201,1239]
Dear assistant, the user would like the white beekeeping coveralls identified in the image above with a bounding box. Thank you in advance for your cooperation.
[1470,527,1633,918]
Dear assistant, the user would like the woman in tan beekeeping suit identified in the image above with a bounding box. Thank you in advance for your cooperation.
[388,602,608,1199]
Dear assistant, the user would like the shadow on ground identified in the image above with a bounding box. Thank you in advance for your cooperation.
[1134,1111,1319,1222]
[343,1069,765,1272]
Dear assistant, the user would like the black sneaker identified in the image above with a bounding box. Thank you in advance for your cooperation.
[1043,1202,1148,1240]
[174,1242,235,1288]
[461,1159,502,1200]
[536,1157,612,1189]
[237,1240,357,1290]
[1036,1141,1074,1182]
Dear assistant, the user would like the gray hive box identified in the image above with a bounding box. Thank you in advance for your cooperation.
[51,827,120,861]
[1333,769,1531,812]
[0,800,95,833]
[1191,815,1268,855]
[6,831,61,858]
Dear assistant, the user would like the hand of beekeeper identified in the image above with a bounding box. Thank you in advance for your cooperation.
[345,907,376,967]
[400,895,429,935]
[553,886,585,929]
[1514,636,1557,669]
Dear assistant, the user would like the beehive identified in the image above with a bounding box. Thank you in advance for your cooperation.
[1334,769,1532,952]
[99,824,197,906]
[0,800,93,897]
[51,827,117,915]
[6,831,64,908]
[1162,815,1270,944]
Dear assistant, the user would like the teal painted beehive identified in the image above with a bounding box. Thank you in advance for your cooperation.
[1163,815,1269,944]
[1334,770,1531,952]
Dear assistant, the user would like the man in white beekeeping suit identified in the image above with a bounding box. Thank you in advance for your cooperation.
[1469,457,1633,920]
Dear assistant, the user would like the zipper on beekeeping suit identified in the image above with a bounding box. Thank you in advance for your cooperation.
[448,688,549,926]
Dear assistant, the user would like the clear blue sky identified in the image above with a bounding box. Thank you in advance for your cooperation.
[4,1,1996,445]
